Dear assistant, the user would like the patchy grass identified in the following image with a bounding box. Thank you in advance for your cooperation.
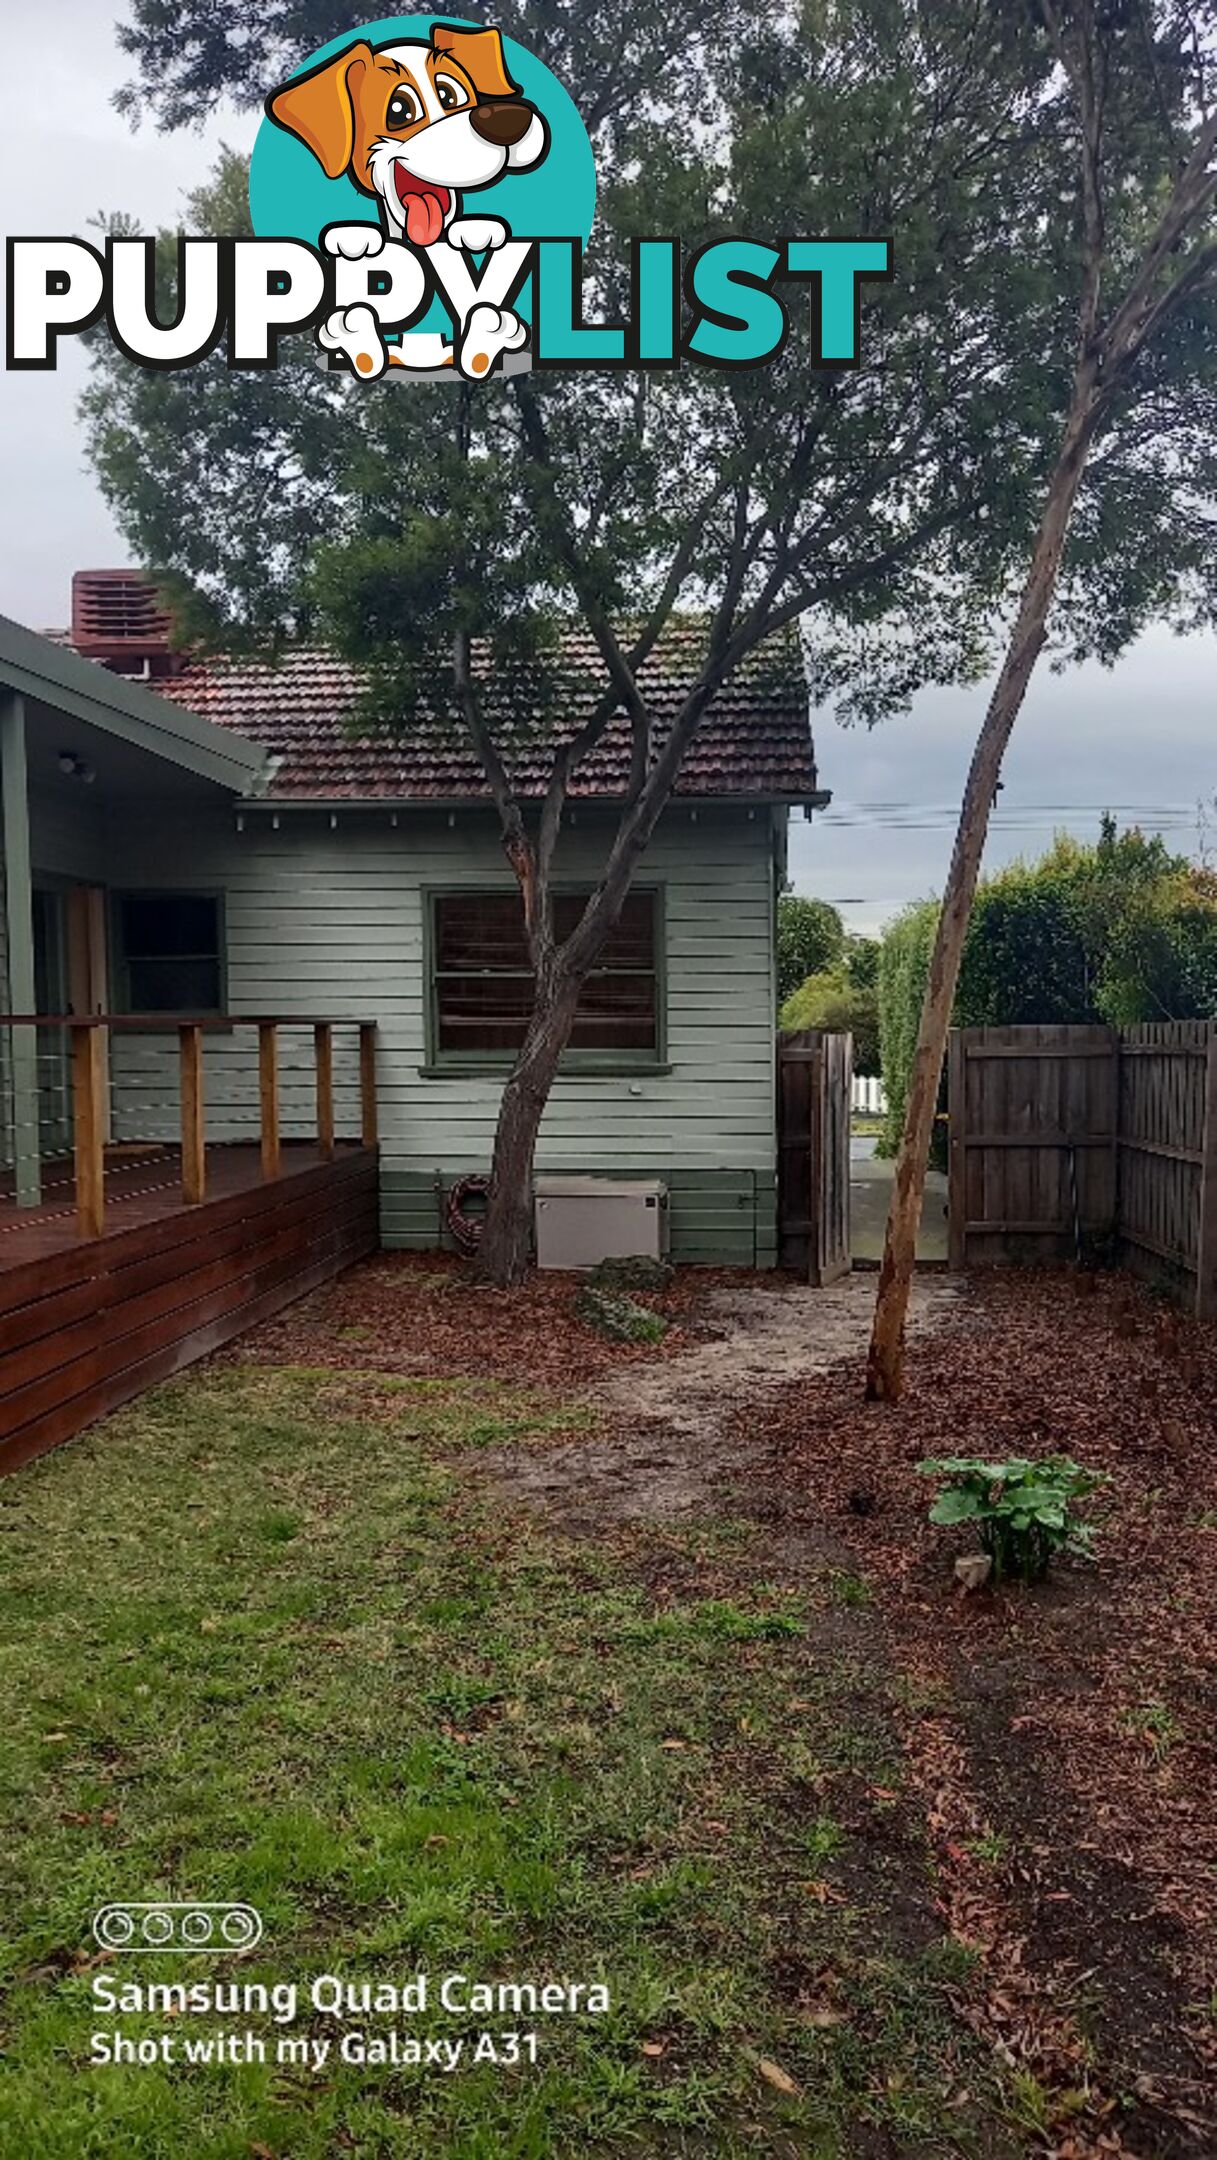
[0,1364,1022,2158]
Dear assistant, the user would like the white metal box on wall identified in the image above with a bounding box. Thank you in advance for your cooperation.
[534,1177,669,1270]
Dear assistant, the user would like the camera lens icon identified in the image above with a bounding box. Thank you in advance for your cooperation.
[92,1902,263,1954]
[95,1906,135,1951]
[220,1907,258,1948]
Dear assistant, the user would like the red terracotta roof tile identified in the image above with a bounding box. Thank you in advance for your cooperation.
[47,610,819,802]
[142,625,819,803]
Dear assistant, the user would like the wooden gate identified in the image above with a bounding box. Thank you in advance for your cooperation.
[778,1030,853,1282]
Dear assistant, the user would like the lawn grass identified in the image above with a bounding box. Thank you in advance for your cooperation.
[0,1365,1019,2158]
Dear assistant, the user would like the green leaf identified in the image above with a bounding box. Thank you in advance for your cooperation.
[928,1491,983,1525]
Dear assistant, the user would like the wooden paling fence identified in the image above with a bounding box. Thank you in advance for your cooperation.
[948,1021,1217,1317]
[1119,1021,1217,1310]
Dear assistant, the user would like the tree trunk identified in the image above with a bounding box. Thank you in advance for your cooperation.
[865,417,1095,1401]
[476,972,581,1287]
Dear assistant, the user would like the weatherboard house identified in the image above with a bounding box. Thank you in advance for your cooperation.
[0,572,825,1465]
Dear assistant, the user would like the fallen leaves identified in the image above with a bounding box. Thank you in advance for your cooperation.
[756,2055,801,2096]
[738,1268,1217,2154]
[226,1250,713,1390]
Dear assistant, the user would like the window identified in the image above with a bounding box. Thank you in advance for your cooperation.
[431,889,661,1061]
[114,892,224,1014]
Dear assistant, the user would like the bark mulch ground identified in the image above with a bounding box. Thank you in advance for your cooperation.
[735,1269,1217,2160]
[233,1248,729,1386]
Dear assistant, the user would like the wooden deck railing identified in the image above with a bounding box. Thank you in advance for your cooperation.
[2,1015,378,1239]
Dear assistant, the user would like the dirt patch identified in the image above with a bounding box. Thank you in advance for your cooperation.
[230,1255,961,1531]
[492,1273,963,1531]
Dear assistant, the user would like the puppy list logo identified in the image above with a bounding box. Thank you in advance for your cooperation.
[5,13,892,384]
[255,15,589,381]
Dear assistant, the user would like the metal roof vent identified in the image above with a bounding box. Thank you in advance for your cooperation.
[70,570,178,678]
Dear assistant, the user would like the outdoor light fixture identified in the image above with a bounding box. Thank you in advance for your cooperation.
[57,750,95,784]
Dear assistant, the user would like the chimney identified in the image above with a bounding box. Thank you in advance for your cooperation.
[70,570,179,680]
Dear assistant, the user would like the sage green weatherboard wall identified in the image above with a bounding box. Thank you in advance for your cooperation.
[12,799,782,1266]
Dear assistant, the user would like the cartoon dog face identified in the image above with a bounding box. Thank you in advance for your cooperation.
[268,26,548,248]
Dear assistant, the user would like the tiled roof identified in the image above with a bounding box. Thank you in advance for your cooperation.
[140,625,819,804]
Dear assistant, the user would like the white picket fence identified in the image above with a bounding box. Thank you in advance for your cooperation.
[851,1074,887,1116]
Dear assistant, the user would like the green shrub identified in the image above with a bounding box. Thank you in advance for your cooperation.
[957,856,1097,1025]
[1096,866,1217,1023]
[779,966,881,1073]
[574,1285,668,1343]
[917,1455,1107,1583]
[845,935,881,990]
[776,895,845,1008]
[876,898,939,1154]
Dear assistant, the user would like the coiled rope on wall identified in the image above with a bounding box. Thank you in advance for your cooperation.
[445,1173,491,1255]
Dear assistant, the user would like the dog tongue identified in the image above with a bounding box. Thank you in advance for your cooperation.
[405,191,444,247]
[394,171,450,248]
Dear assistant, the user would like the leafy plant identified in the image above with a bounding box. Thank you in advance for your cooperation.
[876,900,942,1158]
[1120,1699,1180,1763]
[776,897,846,1009]
[778,965,881,1073]
[916,1456,1107,1583]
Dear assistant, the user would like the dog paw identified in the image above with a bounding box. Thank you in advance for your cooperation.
[446,217,509,254]
[317,304,388,380]
[322,223,385,261]
[458,303,528,380]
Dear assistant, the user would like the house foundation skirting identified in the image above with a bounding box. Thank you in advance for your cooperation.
[379,1166,778,1269]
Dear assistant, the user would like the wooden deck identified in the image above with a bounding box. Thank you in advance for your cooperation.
[0,1142,379,1476]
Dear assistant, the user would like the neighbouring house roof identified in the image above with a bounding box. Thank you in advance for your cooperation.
[0,612,269,796]
[146,625,823,806]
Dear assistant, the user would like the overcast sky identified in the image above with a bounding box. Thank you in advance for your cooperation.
[2,3,1214,936]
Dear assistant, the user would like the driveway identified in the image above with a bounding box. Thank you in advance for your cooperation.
[850,1133,948,1262]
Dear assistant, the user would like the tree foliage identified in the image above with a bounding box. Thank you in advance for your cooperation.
[1099,864,1217,1021]
[776,896,845,1009]
[953,826,1170,1026]
[778,966,881,1074]
[876,900,941,1155]
[114,0,743,142]
[844,936,881,991]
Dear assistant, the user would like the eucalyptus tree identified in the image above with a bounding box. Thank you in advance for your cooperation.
[866,0,1217,1399]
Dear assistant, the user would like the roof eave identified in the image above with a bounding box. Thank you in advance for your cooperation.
[0,615,270,795]
[245,787,830,812]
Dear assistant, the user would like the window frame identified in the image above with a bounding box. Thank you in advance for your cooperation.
[111,889,228,1018]
[424,884,667,1074]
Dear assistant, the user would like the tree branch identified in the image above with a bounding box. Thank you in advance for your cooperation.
[452,624,546,962]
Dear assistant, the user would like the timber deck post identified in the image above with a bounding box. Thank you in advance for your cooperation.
[72,1022,107,1238]
[1,695,40,1208]
[359,1024,378,1149]
[179,1024,206,1204]
[259,1022,281,1180]
[314,1023,335,1157]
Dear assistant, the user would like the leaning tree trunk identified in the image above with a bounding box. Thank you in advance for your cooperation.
[477,970,582,1287]
[865,413,1096,1401]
